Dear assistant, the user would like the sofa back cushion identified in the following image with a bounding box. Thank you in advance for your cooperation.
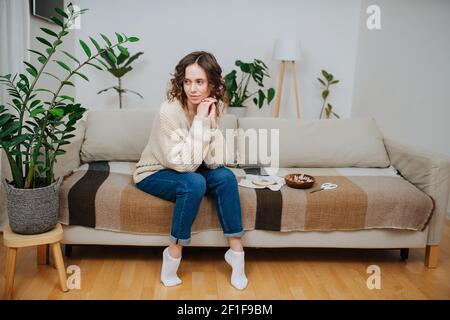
[237,117,390,168]
[81,110,156,162]
[81,109,238,162]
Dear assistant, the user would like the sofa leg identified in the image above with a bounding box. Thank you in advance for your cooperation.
[65,244,73,257]
[400,248,409,260]
[425,245,439,268]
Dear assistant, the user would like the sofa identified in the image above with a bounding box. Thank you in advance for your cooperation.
[1,109,449,268]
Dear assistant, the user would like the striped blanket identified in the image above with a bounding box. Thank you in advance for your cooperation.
[58,162,434,235]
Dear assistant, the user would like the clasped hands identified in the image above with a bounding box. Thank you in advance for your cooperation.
[197,97,218,129]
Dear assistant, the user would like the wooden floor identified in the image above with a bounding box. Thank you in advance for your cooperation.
[1,221,450,300]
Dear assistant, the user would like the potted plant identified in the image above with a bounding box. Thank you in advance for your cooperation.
[318,70,340,119]
[97,48,144,109]
[0,3,139,234]
[224,59,275,117]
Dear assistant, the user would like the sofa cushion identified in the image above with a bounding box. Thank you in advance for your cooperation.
[81,109,156,162]
[58,161,433,234]
[236,117,390,168]
[80,109,238,163]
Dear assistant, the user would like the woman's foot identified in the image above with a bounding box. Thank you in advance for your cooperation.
[161,247,182,287]
[225,248,248,290]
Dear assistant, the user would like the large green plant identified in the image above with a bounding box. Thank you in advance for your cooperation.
[224,59,275,108]
[0,3,139,189]
[97,48,144,109]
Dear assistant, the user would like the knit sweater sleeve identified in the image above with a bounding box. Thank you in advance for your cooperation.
[158,108,211,172]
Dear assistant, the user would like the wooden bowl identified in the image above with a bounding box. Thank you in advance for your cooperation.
[284,173,315,189]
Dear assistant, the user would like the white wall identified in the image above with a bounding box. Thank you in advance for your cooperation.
[352,0,450,157]
[352,0,450,219]
[71,0,361,119]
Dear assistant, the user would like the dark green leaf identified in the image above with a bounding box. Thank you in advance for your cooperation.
[29,100,41,109]
[118,45,129,56]
[61,51,80,64]
[123,52,144,67]
[27,49,46,58]
[106,50,117,65]
[258,90,265,108]
[0,114,12,126]
[58,95,75,102]
[79,39,91,58]
[40,27,58,37]
[23,62,38,77]
[95,57,110,69]
[267,88,275,103]
[55,7,69,19]
[50,16,64,28]
[43,72,62,82]
[74,71,89,82]
[55,150,66,156]
[62,81,75,87]
[330,80,339,84]
[128,37,139,42]
[36,37,53,47]
[109,67,132,78]
[86,62,103,71]
[46,48,54,55]
[55,60,71,72]
[38,56,47,64]
[322,90,329,100]
[19,74,30,87]
[318,78,326,86]
[116,32,124,43]
[35,88,55,95]
[49,109,64,117]
[100,33,112,46]
[9,134,28,147]
[29,107,46,117]
[0,122,20,138]
[89,36,102,52]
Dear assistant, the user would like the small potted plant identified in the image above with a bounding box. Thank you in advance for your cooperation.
[0,3,139,234]
[224,59,275,117]
[97,48,144,109]
[318,70,340,119]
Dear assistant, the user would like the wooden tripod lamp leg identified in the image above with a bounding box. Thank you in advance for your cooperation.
[274,61,286,117]
[291,61,301,119]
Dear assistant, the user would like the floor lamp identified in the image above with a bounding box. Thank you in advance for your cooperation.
[272,39,302,118]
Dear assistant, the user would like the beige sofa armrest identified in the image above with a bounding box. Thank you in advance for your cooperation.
[384,137,450,245]
[53,119,86,178]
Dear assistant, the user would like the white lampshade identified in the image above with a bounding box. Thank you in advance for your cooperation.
[272,38,301,61]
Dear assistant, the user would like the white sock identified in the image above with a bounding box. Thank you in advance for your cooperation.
[161,247,182,287]
[225,248,248,290]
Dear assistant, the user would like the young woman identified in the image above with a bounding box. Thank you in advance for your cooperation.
[134,51,248,290]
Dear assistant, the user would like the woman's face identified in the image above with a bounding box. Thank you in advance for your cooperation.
[183,63,211,107]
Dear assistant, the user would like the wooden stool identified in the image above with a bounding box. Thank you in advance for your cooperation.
[3,223,68,300]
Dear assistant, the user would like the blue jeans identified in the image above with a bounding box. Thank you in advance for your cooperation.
[136,165,244,245]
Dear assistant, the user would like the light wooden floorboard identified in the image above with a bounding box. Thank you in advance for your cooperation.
[1,221,449,299]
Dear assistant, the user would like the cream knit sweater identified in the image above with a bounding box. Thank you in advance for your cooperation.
[133,99,231,184]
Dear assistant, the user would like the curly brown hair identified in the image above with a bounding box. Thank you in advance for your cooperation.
[166,51,228,116]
